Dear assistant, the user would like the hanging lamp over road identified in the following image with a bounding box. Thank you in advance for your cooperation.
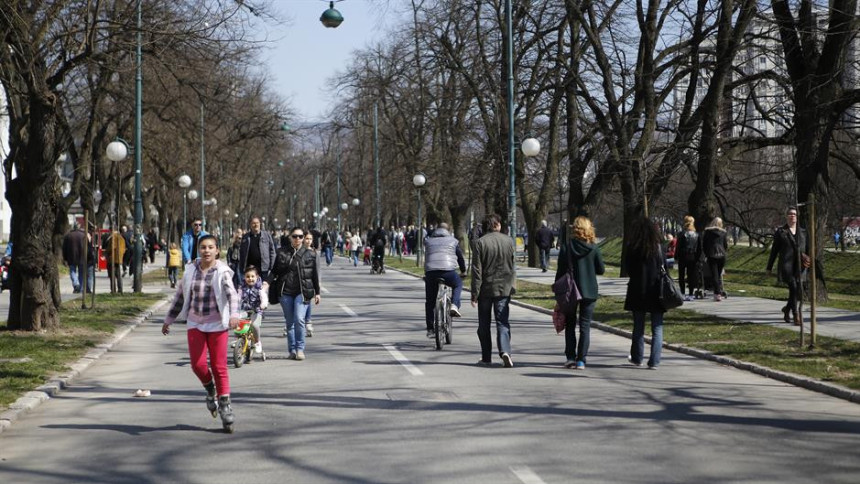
[320,1,344,28]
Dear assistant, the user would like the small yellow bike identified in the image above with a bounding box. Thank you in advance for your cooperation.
[232,312,266,368]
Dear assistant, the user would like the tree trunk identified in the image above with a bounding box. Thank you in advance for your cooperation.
[6,99,62,330]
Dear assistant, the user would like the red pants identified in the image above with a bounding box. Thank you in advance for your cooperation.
[187,328,230,395]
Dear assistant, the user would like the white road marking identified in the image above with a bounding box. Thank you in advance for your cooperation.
[339,304,358,317]
[510,466,546,484]
[383,344,423,376]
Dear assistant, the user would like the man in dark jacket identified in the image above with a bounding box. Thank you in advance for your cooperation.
[320,228,337,266]
[536,220,555,272]
[239,216,277,279]
[62,225,87,293]
[471,214,517,368]
[767,207,809,325]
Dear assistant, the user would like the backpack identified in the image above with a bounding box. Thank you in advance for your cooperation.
[683,231,699,263]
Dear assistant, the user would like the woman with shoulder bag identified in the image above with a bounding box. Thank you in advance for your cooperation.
[268,226,321,360]
[555,216,605,370]
[624,217,667,370]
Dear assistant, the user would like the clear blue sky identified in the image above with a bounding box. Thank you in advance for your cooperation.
[259,0,396,123]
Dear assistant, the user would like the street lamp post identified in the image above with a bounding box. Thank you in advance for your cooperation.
[413,173,426,267]
[503,0,542,251]
[352,198,360,233]
[178,175,191,237]
[374,102,381,228]
[200,103,206,230]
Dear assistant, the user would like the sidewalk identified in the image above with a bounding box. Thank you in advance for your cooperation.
[514,265,860,344]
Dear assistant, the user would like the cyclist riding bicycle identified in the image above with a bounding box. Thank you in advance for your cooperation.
[423,222,466,339]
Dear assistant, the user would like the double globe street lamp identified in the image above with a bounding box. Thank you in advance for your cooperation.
[177,175,192,234]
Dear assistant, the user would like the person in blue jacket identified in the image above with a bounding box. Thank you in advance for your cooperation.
[181,218,208,265]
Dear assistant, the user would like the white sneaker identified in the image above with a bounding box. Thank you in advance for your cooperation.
[254,342,262,354]
[306,322,314,337]
[426,330,434,339]
[449,305,461,317]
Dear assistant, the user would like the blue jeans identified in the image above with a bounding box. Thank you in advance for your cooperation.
[477,297,511,361]
[630,311,664,367]
[323,246,333,265]
[353,249,361,266]
[424,270,463,330]
[565,299,595,363]
[539,248,551,270]
[280,293,309,353]
[69,264,81,291]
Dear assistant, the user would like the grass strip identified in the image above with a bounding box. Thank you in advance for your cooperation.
[0,292,165,409]
[513,277,860,391]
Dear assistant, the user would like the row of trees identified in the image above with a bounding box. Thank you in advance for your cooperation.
[0,0,301,330]
[3,1,860,329]
[311,0,860,270]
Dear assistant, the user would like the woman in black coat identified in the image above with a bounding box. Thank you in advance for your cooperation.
[766,207,808,324]
[623,217,666,369]
[268,226,321,360]
[702,217,728,301]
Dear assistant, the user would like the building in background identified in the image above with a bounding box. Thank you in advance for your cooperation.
[0,88,11,241]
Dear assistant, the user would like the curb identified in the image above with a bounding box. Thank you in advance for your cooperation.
[0,295,173,435]
[510,299,860,405]
[387,264,860,405]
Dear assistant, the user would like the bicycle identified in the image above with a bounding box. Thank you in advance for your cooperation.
[433,279,453,350]
[232,312,266,368]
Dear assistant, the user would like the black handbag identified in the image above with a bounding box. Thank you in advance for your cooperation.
[551,248,582,313]
[658,265,684,310]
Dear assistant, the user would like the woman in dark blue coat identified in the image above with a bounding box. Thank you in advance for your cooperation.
[623,217,666,369]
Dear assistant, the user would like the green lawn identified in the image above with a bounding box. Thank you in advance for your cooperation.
[596,237,860,311]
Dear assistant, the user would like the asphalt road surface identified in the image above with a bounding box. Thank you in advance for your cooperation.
[1,256,859,483]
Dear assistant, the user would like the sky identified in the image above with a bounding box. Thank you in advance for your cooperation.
[257,0,396,123]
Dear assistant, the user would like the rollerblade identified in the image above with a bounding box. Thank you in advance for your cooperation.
[204,381,218,418]
[306,322,314,337]
[218,395,235,433]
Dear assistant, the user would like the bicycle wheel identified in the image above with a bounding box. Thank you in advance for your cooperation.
[434,301,444,350]
[233,337,246,368]
[445,295,453,345]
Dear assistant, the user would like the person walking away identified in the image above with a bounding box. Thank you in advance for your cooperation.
[167,242,182,288]
[121,225,133,276]
[349,231,363,267]
[767,207,809,325]
[555,216,605,370]
[161,235,241,432]
[471,214,517,368]
[536,220,555,272]
[239,265,269,354]
[238,216,276,280]
[302,232,318,336]
[320,228,336,266]
[146,228,158,264]
[268,227,321,360]
[104,229,126,294]
[702,217,728,301]
[676,216,699,301]
[370,226,388,269]
[62,225,86,293]
[423,222,467,338]
[624,217,667,369]
[181,218,207,265]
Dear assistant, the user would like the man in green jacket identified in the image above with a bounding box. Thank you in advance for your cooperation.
[471,214,517,368]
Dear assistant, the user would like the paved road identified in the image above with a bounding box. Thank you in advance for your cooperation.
[1,256,860,483]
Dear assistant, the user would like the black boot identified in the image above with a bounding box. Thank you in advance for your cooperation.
[204,381,218,417]
[782,306,791,324]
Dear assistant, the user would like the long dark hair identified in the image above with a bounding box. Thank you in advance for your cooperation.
[626,217,662,260]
